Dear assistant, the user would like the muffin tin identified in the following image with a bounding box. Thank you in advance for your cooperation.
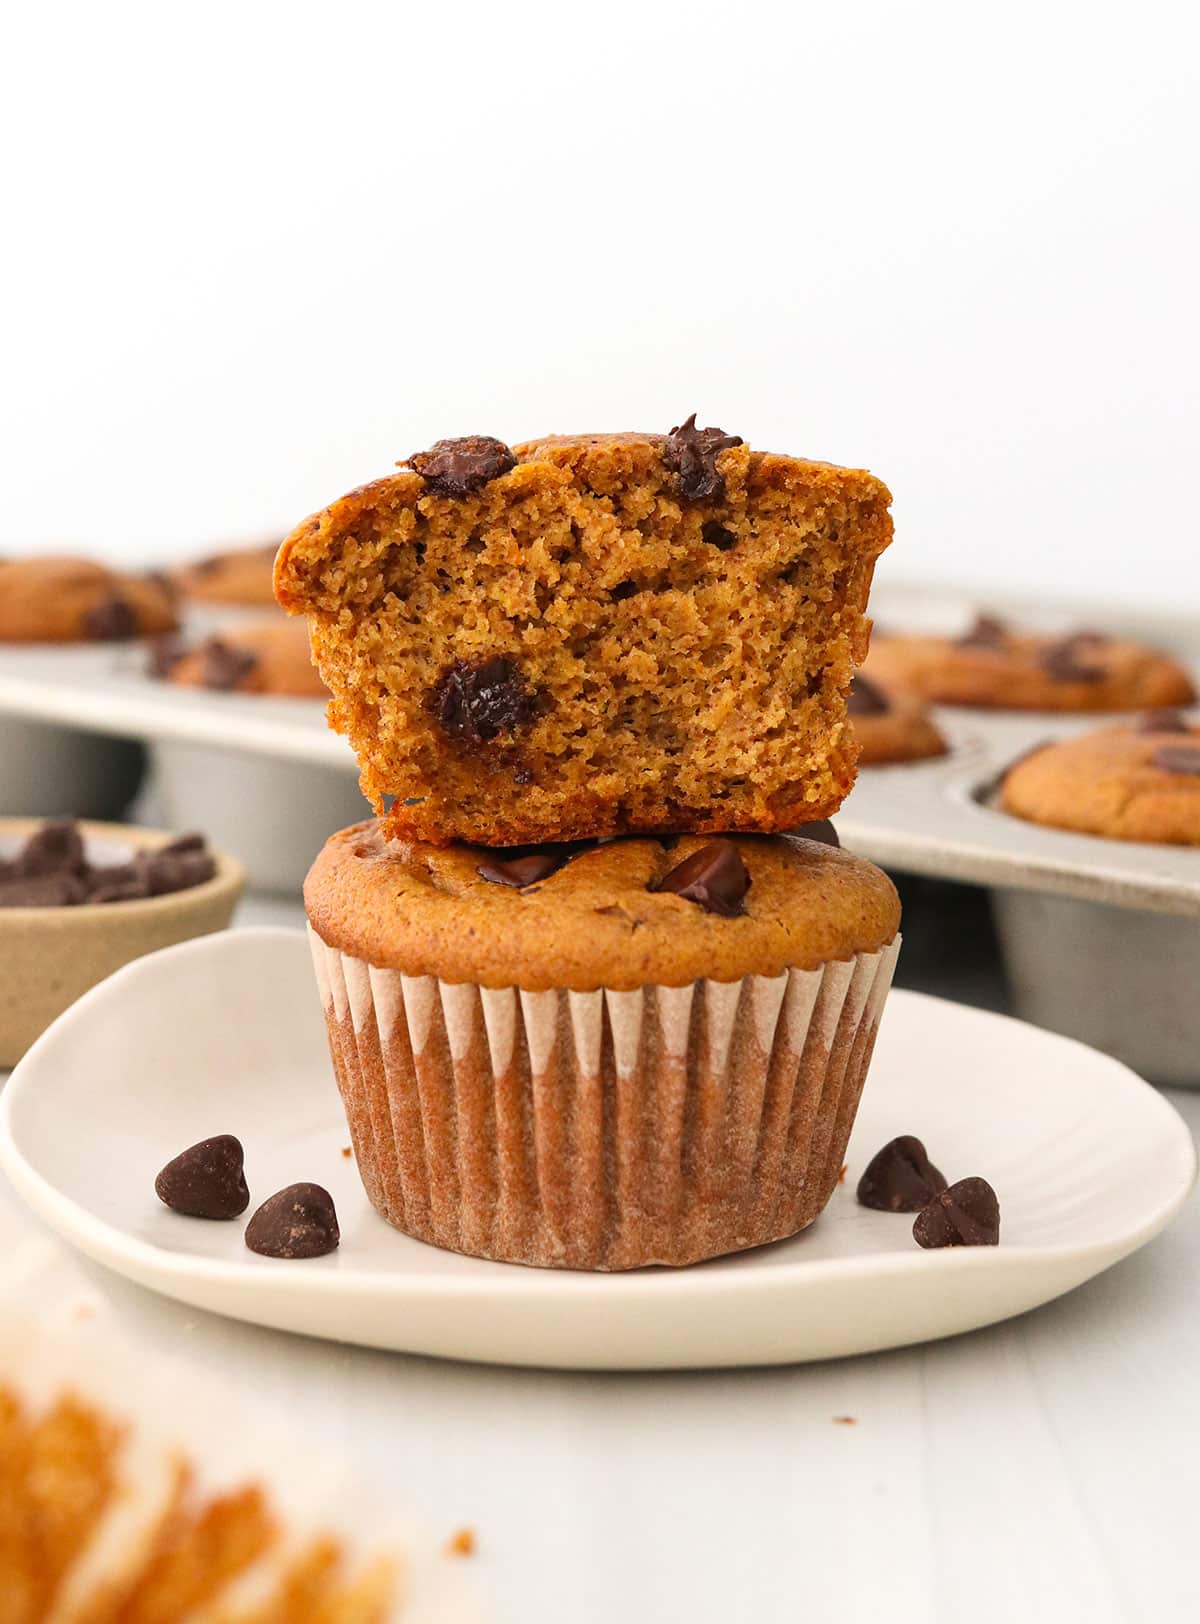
[0,579,1198,1076]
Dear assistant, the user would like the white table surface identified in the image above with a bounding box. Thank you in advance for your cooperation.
[3,893,1198,1624]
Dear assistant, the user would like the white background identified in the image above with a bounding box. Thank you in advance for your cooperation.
[2,0,1198,611]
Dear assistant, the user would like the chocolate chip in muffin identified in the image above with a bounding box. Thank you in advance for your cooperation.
[956,613,1009,650]
[433,656,538,745]
[197,637,259,691]
[16,818,86,878]
[662,414,744,503]
[404,435,517,497]
[857,1135,948,1212]
[155,1134,250,1219]
[701,521,738,551]
[1040,633,1107,683]
[1152,742,1200,776]
[912,1176,1000,1248]
[847,674,891,717]
[245,1183,340,1259]
[1136,710,1192,735]
[477,842,586,889]
[652,839,751,918]
[793,819,840,848]
[82,595,138,641]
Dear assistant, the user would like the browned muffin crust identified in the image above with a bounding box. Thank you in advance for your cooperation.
[276,428,893,846]
[864,623,1195,712]
[1000,718,1200,844]
[174,541,281,607]
[0,557,178,643]
[304,820,901,990]
[848,678,948,765]
[152,617,326,698]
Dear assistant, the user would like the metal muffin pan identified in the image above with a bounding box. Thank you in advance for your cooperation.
[0,583,1198,1074]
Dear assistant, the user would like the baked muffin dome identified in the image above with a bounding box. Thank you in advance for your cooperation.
[0,557,178,643]
[151,617,325,699]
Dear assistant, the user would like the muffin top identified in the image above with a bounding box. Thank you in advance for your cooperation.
[175,541,280,606]
[1000,713,1200,844]
[0,557,178,643]
[149,617,325,699]
[864,616,1195,712]
[846,674,947,766]
[305,820,901,990]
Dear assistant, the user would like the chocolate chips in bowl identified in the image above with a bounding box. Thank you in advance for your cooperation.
[0,820,217,909]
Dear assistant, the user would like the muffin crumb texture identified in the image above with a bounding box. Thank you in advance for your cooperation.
[275,430,893,844]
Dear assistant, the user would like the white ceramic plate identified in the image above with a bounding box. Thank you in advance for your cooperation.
[0,928,1193,1371]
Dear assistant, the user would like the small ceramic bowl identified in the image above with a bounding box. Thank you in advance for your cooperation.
[0,819,245,1067]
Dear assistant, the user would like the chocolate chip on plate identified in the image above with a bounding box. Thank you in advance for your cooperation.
[82,595,138,641]
[1039,633,1107,683]
[846,674,891,717]
[404,435,517,497]
[662,414,744,503]
[1151,743,1200,776]
[857,1135,948,1212]
[912,1176,1000,1248]
[433,656,537,745]
[1135,709,1192,735]
[652,839,751,918]
[197,637,259,691]
[155,1134,250,1219]
[792,819,840,848]
[477,842,586,889]
[956,613,1009,650]
[245,1183,340,1259]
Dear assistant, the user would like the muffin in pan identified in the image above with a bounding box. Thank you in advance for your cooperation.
[999,712,1200,844]
[148,616,326,699]
[305,821,901,1271]
[275,423,893,845]
[0,556,178,642]
[847,674,947,766]
[864,614,1195,712]
[174,539,280,607]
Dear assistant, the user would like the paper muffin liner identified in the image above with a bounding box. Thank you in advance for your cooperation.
[308,927,900,1271]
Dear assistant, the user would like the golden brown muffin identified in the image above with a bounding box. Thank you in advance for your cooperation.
[1000,712,1200,844]
[0,557,178,643]
[864,615,1196,712]
[174,539,280,606]
[847,673,948,765]
[149,617,326,698]
[305,821,901,1269]
[275,424,893,845]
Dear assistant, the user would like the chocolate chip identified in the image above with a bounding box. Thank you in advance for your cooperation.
[1152,743,1200,776]
[433,656,537,745]
[16,818,86,878]
[405,435,517,497]
[662,414,744,503]
[956,613,1009,650]
[1039,634,1107,683]
[700,521,737,551]
[0,873,88,907]
[912,1176,1000,1248]
[792,819,840,848]
[137,845,217,895]
[611,580,639,601]
[155,1135,249,1219]
[146,632,188,678]
[197,637,259,691]
[158,831,207,856]
[652,839,751,918]
[1136,710,1192,735]
[847,674,891,717]
[477,842,585,889]
[245,1183,340,1259]
[82,596,138,640]
[84,861,149,903]
[857,1135,948,1212]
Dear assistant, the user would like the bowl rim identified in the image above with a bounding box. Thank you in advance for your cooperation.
[0,815,246,921]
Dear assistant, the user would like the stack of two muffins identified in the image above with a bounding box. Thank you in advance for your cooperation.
[276,423,902,1270]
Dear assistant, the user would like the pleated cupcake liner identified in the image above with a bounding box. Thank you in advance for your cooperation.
[308,927,900,1271]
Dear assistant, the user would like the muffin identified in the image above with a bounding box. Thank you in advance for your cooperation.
[304,822,901,1270]
[274,422,893,845]
[174,539,280,606]
[847,674,947,765]
[864,614,1195,712]
[148,617,326,698]
[0,556,178,642]
[1000,712,1200,844]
